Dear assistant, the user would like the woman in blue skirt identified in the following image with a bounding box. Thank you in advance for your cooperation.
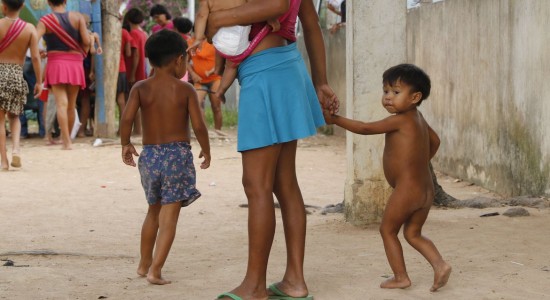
[208,1,339,299]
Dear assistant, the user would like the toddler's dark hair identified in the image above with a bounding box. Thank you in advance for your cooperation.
[3,0,24,10]
[383,64,431,105]
[125,8,144,25]
[48,0,65,6]
[146,30,187,68]
[173,17,193,34]
[150,4,171,20]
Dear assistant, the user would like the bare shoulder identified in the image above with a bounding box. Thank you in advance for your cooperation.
[175,79,197,99]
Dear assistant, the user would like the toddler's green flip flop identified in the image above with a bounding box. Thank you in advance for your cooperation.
[268,283,314,300]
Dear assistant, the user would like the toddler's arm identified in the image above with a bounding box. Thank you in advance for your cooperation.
[427,124,440,159]
[187,88,211,169]
[325,111,401,135]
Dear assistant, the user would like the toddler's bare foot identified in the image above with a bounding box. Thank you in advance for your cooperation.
[380,276,411,289]
[147,273,171,285]
[430,263,452,292]
[215,91,226,104]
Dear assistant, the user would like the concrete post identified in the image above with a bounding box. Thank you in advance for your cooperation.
[344,0,407,225]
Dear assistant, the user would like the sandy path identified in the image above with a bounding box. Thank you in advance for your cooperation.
[1,132,549,299]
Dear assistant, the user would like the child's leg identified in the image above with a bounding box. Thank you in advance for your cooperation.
[214,62,237,104]
[138,203,161,277]
[77,91,90,137]
[379,191,413,289]
[220,145,281,299]
[147,201,182,285]
[270,140,310,298]
[0,111,8,169]
[403,206,451,292]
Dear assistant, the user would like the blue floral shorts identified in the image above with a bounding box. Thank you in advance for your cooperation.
[138,141,201,207]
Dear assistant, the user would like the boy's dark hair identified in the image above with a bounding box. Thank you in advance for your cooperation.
[125,8,144,25]
[3,0,25,10]
[383,64,431,105]
[173,17,193,34]
[48,0,65,6]
[150,4,171,20]
[145,30,187,68]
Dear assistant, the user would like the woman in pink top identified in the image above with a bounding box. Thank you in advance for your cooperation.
[208,1,339,300]
[150,4,174,34]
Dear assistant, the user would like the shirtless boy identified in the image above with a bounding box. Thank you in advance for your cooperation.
[0,0,42,170]
[120,30,211,285]
[324,64,452,292]
[189,0,280,102]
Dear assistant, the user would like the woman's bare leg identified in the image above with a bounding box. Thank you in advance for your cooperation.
[270,140,310,297]
[0,111,8,169]
[7,112,21,157]
[221,145,282,300]
[51,85,71,150]
[404,206,451,292]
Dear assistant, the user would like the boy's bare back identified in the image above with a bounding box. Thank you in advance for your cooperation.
[128,76,197,145]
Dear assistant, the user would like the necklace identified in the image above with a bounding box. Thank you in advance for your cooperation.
[4,16,19,21]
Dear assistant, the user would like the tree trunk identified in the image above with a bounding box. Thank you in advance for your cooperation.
[96,0,122,138]
[430,162,459,207]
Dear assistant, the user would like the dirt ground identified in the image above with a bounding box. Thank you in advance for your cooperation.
[1,131,550,300]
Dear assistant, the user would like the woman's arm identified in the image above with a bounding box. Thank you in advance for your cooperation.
[207,0,289,39]
[299,0,339,113]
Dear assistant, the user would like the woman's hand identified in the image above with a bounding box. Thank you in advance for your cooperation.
[316,84,339,115]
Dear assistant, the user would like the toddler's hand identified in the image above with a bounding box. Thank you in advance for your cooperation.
[323,109,335,124]
[122,143,139,167]
[268,19,280,32]
[199,150,211,169]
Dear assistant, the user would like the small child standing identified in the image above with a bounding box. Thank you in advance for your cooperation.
[189,0,280,102]
[120,30,211,285]
[324,64,451,292]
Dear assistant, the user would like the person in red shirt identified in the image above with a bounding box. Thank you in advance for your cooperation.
[116,27,133,133]
[123,8,148,135]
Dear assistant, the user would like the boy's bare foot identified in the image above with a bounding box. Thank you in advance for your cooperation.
[380,275,411,289]
[430,263,451,292]
[147,273,171,285]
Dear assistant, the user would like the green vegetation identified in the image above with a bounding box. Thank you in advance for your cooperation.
[204,108,239,128]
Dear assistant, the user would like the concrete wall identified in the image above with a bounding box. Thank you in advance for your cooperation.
[407,0,550,196]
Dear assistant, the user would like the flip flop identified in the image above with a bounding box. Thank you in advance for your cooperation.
[217,292,243,300]
[268,283,314,300]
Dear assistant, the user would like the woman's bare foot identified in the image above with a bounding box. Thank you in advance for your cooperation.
[146,273,171,285]
[430,262,452,292]
[380,275,411,289]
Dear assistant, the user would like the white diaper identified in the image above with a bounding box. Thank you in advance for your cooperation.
[212,25,251,56]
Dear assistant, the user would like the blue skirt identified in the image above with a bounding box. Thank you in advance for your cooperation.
[236,43,325,152]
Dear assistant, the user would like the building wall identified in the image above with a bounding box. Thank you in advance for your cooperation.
[407,0,550,196]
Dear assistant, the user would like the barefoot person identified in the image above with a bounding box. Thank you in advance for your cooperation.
[120,30,211,285]
[207,1,338,299]
[0,0,42,170]
[36,0,90,150]
[324,64,452,292]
